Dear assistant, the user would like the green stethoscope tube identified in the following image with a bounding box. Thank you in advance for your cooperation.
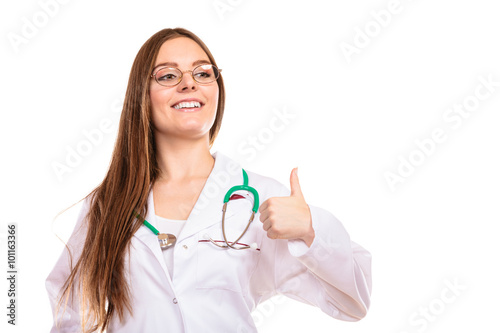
[139,214,159,235]
[223,169,260,212]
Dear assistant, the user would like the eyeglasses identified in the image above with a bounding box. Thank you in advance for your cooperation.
[150,64,222,87]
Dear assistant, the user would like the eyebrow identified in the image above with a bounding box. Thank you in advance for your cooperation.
[152,59,211,71]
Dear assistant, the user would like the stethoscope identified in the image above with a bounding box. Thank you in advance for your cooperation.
[135,168,260,251]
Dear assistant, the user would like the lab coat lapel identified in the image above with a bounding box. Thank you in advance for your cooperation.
[132,188,171,278]
[176,151,243,243]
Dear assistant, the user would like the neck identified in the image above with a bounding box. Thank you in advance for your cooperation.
[154,135,215,183]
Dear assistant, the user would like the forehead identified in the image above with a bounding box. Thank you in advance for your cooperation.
[154,37,210,68]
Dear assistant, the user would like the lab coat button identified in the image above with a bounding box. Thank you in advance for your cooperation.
[183,245,188,249]
[173,298,178,304]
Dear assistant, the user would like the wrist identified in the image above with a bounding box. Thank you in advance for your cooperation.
[301,225,315,247]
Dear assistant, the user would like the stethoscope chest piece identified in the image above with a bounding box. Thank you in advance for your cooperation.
[158,233,177,250]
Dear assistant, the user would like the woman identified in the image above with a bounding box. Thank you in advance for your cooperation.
[46,27,372,333]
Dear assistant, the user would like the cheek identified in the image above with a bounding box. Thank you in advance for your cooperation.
[149,88,166,109]
[208,85,219,110]
[149,89,171,129]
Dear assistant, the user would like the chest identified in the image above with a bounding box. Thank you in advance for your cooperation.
[153,179,207,220]
[130,198,266,294]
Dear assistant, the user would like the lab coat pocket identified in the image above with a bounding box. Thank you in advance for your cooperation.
[196,199,263,293]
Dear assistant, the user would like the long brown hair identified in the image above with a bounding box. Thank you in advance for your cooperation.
[55,27,225,332]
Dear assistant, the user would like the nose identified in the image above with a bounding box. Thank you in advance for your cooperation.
[176,71,198,92]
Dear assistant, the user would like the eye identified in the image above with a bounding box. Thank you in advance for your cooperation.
[155,67,181,83]
[158,73,178,81]
[194,72,211,78]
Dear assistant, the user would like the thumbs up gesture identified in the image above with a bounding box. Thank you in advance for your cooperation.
[258,168,315,247]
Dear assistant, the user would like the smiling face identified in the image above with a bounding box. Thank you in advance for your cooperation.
[149,37,219,143]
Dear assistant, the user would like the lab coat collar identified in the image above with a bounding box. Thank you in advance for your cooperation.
[133,151,244,258]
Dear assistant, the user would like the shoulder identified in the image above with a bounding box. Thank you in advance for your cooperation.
[215,151,291,198]
[66,191,96,246]
[244,168,291,199]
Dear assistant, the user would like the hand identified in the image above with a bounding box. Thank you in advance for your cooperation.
[259,168,315,247]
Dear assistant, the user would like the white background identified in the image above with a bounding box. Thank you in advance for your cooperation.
[1,0,499,332]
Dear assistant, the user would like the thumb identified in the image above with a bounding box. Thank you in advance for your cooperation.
[290,167,304,198]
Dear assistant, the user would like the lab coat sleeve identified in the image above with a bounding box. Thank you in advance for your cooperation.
[273,184,372,321]
[45,197,92,333]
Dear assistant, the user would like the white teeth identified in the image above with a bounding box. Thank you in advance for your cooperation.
[173,101,201,109]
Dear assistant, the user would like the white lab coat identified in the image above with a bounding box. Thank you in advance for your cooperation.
[46,151,372,332]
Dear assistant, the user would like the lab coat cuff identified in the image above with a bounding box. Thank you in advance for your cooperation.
[287,238,311,257]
